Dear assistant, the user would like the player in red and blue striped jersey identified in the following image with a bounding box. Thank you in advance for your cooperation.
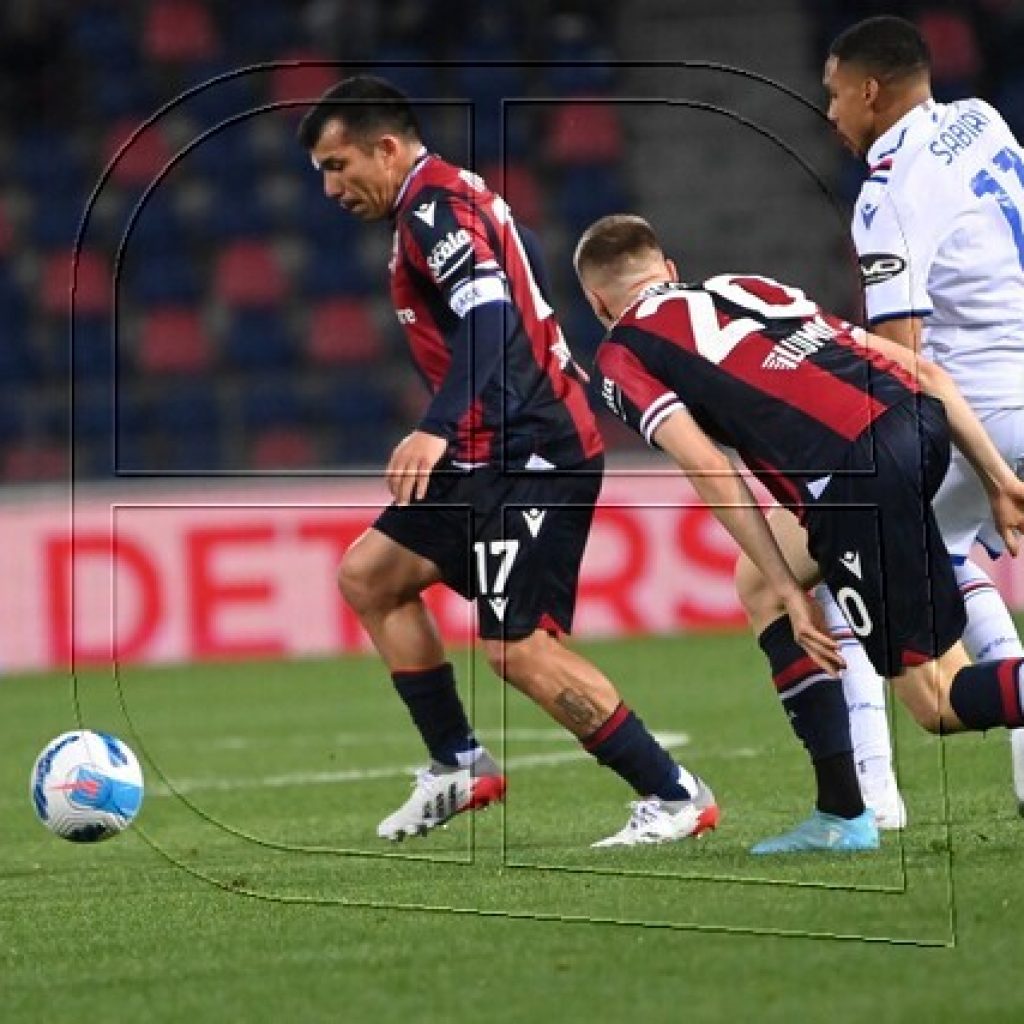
[575,214,1024,853]
[298,78,718,847]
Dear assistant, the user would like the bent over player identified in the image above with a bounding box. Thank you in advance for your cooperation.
[575,214,1024,853]
[298,77,717,847]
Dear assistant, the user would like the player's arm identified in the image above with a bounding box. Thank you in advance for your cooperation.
[858,330,1024,552]
[652,410,843,674]
[870,315,923,352]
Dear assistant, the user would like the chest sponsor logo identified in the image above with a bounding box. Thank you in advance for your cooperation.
[859,253,907,286]
[427,229,472,276]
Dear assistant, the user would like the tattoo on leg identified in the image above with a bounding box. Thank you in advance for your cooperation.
[554,688,602,729]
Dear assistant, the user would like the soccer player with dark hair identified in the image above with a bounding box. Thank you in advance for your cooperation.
[298,77,718,847]
[739,14,1024,828]
[575,214,1024,853]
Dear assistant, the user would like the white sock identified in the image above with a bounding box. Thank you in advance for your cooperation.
[677,765,699,797]
[956,558,1024,661]
[814,584,894,787]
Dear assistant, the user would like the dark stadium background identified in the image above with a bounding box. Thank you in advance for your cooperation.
[4,0,1021,485]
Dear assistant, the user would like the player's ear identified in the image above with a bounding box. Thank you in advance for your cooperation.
[863,75,881,107]
[583,286,613,327]
[665,258,679,283]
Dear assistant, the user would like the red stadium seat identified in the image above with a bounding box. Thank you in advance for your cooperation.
[143,0,219,63]
[307,298,383,365]
[40,249,110,316]
[3,442,68,482]
[250,426,315,469]
[270,51,339,117]
[481,161,543,227]
[0,200,11,257]
[138,307,213,374]
[546,102,624,165]
[917,10,981,84]
[105,118,173,187]
[213,241,287,308]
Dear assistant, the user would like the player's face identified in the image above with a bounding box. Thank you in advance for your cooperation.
[311,119,398,221]
[822,57,877,157]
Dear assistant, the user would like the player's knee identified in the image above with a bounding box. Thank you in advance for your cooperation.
[734,554,779,623]
[482,635,541,685]
[337,547,379,614]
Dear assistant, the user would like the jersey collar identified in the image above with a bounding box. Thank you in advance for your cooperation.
[865,99,942,173]
[391,147,430,215]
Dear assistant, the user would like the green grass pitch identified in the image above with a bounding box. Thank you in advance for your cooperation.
[3,632,1023,1022]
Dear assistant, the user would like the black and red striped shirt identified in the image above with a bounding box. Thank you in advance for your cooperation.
[390,154,602,468]
[595,275,922,511]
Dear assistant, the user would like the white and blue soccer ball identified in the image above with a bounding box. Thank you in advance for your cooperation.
[30,731,144,842]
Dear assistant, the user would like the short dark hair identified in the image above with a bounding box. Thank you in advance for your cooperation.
[829,16,930,81]
[296,75,421,150]
[574,214,663,279]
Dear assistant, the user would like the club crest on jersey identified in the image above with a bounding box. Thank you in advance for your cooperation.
[760,315,836,370]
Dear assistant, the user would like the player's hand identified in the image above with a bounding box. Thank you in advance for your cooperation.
[386,430,449,506]
[991,473,1024,557]
[782,589,846,677]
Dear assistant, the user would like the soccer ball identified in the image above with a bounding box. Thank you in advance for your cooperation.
[30,731,144,842]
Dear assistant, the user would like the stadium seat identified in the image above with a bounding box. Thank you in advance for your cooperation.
[127,195,187,259]
[557,166,629,234]
[0,201,11,257]
[546,102,624,165]
[184,61,259,128]
[13,130,86,196]
[250,426,316,469]
[269,52,340,118]
[480,161,543,227]
[242,381,309,429]
[40,249,111,316]
[916,10,981,90]
[154,382,223,463]
[227,0,299,59]
[301,240,372,297]
[212,241,287,308]
[126,251,201,305]
[201,182,273,241]
[223,309,296,370]
[2,442,68,483]
[105,118,173,188]
[138,307,214,374]
[307,298,383,365]
[31,193,88,249]
[143,0,219,64]
[73,316,115,383]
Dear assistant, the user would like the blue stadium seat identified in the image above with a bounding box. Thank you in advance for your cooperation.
[155,381,223,437]
[72,316,115,383]
[71,7,137,67]
[372,47,439,104]
[242,381,309,429]
[223,310,296,371]
[0,392,26,441]
[558,166,630,233]
[301,238,372,297]
[14,131,87,197]
[125,193,187,258]
[181,61,259,128]
[201,182,273,241]
[127,251,201,305]
[227,0,300,59]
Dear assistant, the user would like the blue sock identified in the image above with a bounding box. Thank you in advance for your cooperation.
[758,616,862,817]
[583,703,690,800]
[391,663,480,767]
[950,658,1024,730]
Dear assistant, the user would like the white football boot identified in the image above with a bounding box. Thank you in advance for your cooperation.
[377,762,506,842]
[592,776,720,848]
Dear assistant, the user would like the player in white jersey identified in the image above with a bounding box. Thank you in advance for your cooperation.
[738,15,1024,825]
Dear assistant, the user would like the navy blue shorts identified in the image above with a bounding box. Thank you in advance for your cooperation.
[374,457,603,641]
[805,396,966,678]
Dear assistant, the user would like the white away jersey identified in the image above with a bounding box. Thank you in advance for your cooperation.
[852,98,1024,409]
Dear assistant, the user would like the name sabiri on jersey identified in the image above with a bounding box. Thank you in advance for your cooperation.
[760,314,837,370]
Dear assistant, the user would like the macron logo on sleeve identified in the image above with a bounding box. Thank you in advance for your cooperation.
[861,203,879,229]
[414,201,436,227]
